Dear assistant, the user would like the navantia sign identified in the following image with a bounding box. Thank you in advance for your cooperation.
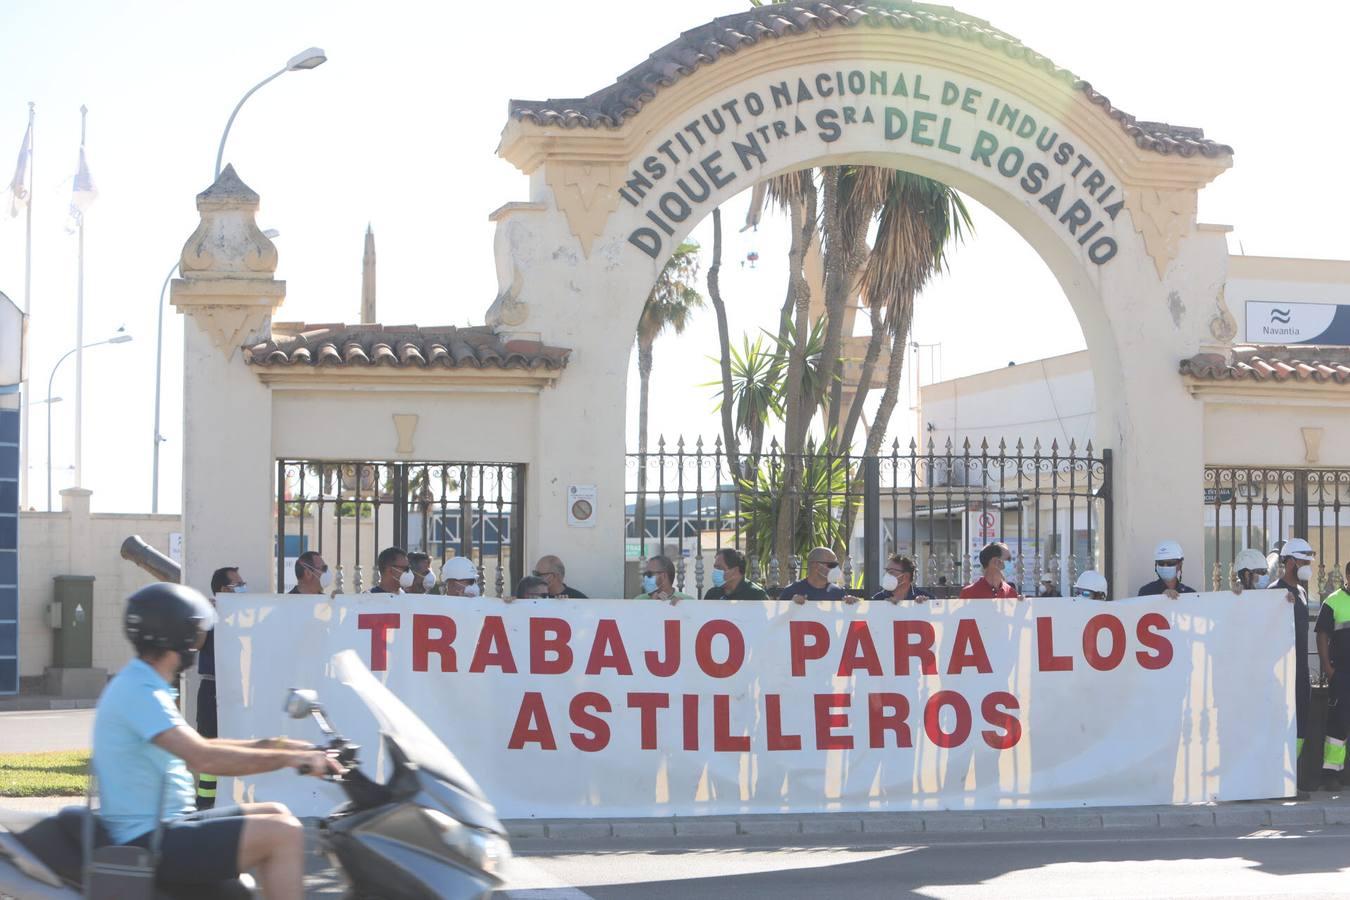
[621,65,1127,268]
[218,595,1296,818]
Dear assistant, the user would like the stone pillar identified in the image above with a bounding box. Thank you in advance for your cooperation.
[59,487,92,574]
[490,201,633,599]
[171,166,284,595]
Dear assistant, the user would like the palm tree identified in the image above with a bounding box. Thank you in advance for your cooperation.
[635,240,704,548]
[848,170,971,455]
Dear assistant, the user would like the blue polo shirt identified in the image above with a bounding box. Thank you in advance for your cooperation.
[91,659,196,843]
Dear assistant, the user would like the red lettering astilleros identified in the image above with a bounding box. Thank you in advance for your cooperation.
[501,688,1027,754]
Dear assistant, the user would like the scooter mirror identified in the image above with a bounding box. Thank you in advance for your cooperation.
[285,688,320,720]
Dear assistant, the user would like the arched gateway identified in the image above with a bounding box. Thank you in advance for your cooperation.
[493,2,1232,596]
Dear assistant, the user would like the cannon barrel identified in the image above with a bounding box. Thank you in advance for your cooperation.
[120,535,181,583]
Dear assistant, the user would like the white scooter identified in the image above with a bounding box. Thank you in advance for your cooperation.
[0,650,511,899]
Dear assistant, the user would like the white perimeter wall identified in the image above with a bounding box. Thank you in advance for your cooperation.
[17,495,181,678]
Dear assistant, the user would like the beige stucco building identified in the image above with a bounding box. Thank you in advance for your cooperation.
[915,252,1350,594]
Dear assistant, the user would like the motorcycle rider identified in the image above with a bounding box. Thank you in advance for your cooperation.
[92,583,340,899]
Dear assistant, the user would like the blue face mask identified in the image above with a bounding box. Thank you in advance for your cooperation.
[711,568,726,588]
[642,574,658,594]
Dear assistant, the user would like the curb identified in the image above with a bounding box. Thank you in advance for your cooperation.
[504,797,1350,841]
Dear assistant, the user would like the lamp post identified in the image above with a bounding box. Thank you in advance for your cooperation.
[213,47,327,180]
[151,231,276,513]
[48,330,131,511]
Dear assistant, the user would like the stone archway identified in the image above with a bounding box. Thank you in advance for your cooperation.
[492,2,1232,598]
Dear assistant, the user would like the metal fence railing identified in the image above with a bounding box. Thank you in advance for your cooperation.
[1203,465,1350,597]
[626,436,1112,600]
[1204,464,1349,684]
[275,460,525,596]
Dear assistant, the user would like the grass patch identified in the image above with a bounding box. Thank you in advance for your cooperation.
[0,750,90,797]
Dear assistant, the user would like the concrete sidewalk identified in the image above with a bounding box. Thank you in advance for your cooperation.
[503,791,1350,840]
[7,791,1347,838]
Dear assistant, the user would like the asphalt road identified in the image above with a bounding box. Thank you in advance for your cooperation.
[0,710,93,754]
[500,825,1350,899]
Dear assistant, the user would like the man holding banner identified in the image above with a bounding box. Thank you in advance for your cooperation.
[1270,537,1316,781]
[960,542,1021,600]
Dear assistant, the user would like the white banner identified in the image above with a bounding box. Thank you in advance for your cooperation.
[216,593,1297,819]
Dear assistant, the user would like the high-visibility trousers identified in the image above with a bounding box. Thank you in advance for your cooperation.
[1325,671,1349,774]
[196,677,218,810]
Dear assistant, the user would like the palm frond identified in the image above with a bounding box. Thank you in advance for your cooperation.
[638,240,705,345]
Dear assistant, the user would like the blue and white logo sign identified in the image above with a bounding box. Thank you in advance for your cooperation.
[1245,301,1350,346]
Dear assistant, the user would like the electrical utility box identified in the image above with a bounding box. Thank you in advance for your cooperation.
[51,575,94,669]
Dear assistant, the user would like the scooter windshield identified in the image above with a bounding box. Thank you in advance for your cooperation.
[333,649,487,801]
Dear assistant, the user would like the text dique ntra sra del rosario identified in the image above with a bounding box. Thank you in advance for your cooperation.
[621,69,1125,267]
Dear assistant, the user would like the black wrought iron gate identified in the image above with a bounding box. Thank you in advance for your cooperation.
[275,460,525,594]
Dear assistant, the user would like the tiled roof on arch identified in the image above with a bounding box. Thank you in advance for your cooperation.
[508,1,1232,158]
[1180,347,1350,385]
[244,323,571,371]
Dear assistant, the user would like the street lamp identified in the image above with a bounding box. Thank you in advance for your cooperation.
[214,47,327,180]
[151,230,277,513]
[48,329,131,511]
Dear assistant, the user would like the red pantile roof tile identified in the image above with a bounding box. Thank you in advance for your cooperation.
[244,323,571,372]
[1180,347,1350,385]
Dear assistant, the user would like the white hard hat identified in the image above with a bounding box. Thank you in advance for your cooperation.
[1281,537,1316,561]
[1234,548,1268,574]
[442,556,477,580]
[1154,539,1184,561]
[1074,570,1109,594]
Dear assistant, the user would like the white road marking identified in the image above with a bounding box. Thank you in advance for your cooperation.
[500,856,599,899]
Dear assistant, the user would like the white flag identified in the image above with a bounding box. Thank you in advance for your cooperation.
[66,144,96,232]
[6,121,30,218]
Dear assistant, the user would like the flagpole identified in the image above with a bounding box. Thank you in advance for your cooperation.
[18,101,33,510]
[73,104,86,490]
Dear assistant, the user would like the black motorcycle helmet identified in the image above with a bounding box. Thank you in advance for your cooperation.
[124,583,216,662]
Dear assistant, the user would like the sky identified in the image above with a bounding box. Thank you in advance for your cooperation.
[1,1,1347,514]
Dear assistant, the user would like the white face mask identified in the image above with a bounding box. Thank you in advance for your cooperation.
[1297,564,1313,583]
[826,565,843,585]
[398,569,415,590]
[880,572,899,592]
[463,582,481,598]
[422,571,436,591]
[318,568,334,590]
[1156,565,1178,582]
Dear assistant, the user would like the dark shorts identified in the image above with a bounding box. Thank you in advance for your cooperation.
[128,804,246,884]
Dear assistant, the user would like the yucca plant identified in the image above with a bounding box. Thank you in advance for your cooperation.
[730,435,853,574]
[705,334,783,462]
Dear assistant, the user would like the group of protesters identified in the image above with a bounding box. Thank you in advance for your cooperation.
[202,532,1348,795]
